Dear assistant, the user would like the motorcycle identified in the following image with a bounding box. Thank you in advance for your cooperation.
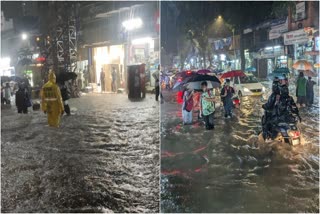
[261,108,301,146]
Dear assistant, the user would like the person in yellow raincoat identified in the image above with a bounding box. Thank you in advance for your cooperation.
[41,71,64,127]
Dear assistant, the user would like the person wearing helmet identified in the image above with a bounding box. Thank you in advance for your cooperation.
[41,71,64,127]
[278,85,300,123]
[262,80,282,139]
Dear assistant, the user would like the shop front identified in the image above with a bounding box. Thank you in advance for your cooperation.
[283,28,316,59]
[92,45,125,92]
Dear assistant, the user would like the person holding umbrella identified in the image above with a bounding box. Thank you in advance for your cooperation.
[220,79,235,118]
[200,81,215,130]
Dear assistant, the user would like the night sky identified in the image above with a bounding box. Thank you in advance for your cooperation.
[161,1,276,55]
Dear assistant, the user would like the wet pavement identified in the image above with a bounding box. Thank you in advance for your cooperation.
[1,93,159,213]
[160,84,319,213]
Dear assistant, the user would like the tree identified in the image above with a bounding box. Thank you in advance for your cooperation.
[270,1,296,19]
[177,34,192,70]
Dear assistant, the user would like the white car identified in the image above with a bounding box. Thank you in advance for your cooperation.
[230,74,265,96]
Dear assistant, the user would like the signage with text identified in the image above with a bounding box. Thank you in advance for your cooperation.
[283,29,311,45]
[269,17,288,40]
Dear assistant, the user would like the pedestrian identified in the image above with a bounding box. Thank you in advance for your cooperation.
[59,82,71,116]
[41,71,64,128]
[3,82,11,105]
[100,68,105,92]
[111,67,117,93]
[165,75,170,90]
[200,81,215,130]
[1,85,5,105]
[296,71,307,107]
[306,76,316,106]
[152,65,160,101]
[15,84,29,114]
[220,79,235,118]
[182,87,194,125]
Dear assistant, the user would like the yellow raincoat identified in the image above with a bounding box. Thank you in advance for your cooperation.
[41,71,64,127]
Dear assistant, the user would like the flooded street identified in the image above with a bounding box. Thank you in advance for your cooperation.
[1,93,159,213]
[160,85,319,213]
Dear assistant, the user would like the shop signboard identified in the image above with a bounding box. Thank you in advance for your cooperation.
[261,48,284,59]
[269,17,288,40]
[283,29,310,45]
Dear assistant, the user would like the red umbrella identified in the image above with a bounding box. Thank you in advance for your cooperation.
[197,69,211,75]
[220,70,246,79]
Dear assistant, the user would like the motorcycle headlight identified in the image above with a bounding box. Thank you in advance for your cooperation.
[262,86,266,92]
[243,87,250,92]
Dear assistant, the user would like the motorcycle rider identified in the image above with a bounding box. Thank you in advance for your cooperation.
[262,84,301,140]
[262,81,281,140]
[277,85,301,124]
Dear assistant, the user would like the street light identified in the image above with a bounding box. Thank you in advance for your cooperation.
[21,33,28,40]
[131,37,153,45]
[122,18,143,31]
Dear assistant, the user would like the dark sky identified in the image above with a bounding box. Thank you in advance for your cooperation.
[161,1,275,55]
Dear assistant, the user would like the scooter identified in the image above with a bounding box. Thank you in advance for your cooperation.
[261,111,301,146]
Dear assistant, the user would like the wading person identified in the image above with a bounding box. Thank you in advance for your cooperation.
[200,81,215,130]
[41,71,64,127]
[152,65,160,101]
[296,71,307,107]
[182,87,194,125]
[306,76,316,106]
[3,82,11,105]
[100,68,105,93]
[221,79,235,118]
[111,67,117,93]
[59,82,71,116]
[15,84,29,114]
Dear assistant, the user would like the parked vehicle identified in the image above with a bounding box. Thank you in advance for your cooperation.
[230,73,265,96]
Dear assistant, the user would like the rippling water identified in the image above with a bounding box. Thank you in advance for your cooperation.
[161,85,319,213]
[1,93,159,213]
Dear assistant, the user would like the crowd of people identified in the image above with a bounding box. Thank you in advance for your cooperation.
[1,71,72,128]
[181,79,236,130]
[178,71,317,132]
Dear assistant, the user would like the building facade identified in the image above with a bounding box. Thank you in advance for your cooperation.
[78,1,160,92]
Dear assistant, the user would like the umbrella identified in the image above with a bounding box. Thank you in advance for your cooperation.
[220,70,246,79]
[245,67,256,72]
[197,69,211,75]
[56,72,77,83]
[314,63,320,68]
[272,67,290,74]
[292,60,313,71]
[172,76,193,92]
[302,70,317,77]
[186,81,220,90]
[186,74,221,90]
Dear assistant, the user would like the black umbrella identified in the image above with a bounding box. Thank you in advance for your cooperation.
[187,74,220,83]
[186,74,221,89]
[56,72,77,83]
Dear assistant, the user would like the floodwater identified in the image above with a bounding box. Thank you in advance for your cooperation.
[1,93,159,213]
[160,84,319,213]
